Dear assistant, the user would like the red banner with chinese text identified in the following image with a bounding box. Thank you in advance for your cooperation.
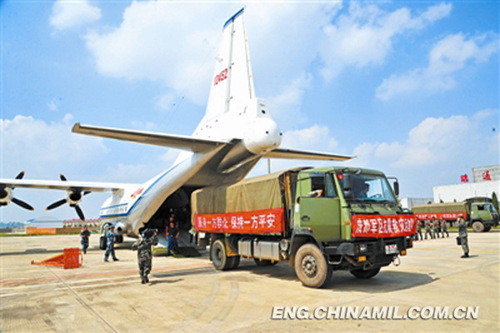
[194,208,285,234]
[352,214,417,238]
[414,212,467,221]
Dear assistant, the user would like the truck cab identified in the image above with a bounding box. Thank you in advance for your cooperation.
[291,167,414,286]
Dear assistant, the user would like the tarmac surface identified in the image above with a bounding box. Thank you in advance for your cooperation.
[1,231,499,333]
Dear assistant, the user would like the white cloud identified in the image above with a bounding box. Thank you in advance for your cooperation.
[281,124,339,152]
[351,110,498,168]
[0,114,108,178]
[376,32,499,100]
[83,2,340,106]
[319,2,451,80]
[84,2,223,105]
[50,0,101,31]
[265,73,312,127]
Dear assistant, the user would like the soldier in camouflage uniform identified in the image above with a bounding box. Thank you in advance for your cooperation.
[104,226,119,262]
[424,221,433,240]
[132,228,158,284]
[457,215,469,258]
[440,220,449,238]
[432,221,440,238]
[414,220,423,241]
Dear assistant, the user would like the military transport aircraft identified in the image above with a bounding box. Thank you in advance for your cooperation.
[0,9,351,240]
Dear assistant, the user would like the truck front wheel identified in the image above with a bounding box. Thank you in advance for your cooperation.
[294,243,332,288]
[472,221,485,232]
[211,239,231,271]
[350,267,380,279]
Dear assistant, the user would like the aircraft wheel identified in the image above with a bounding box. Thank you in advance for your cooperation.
[99,236,106,250]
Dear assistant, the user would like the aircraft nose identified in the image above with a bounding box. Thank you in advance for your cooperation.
[243,118,282,155]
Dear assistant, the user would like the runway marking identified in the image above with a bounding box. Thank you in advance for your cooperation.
[46,266,119,333]
[171,280,222,333]
[0,262,213,287]
[205,280,240,331]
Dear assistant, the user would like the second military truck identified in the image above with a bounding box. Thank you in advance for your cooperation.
[193,166,416,288]
[412,197,499,232]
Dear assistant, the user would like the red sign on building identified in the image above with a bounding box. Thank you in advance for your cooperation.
[194,208,285,234]
[482,170,491,181]
[460,174,469,183]
[352,215,417,238]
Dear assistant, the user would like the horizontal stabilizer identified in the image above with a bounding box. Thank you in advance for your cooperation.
[264,148,353,161]
[0,179,137,193]
[72,123,229,153]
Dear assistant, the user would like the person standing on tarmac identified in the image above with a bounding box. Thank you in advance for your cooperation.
[440,220,449,238]
[80,226,91,254]
[432,221,440,238]
[132,228,158,284]
[457,215,469,258]
[424,221,432,240]
[415,221,423,241]
[166,218,180,256]
[104,226,119,262]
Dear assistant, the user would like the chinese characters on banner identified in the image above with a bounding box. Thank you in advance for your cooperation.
[460,174,469,183]
[194,208,285,234]
[482,170,491,181]
[414,212,467,221]
[352,215,417,238]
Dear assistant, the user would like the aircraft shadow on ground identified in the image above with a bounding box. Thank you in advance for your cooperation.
[235,262,437,293]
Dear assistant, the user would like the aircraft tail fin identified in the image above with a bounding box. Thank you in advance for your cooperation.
[204,8,255,120]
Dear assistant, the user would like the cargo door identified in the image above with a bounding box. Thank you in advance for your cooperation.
[298,173,342,242]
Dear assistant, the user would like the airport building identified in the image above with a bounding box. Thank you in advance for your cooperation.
[433,165,499,203]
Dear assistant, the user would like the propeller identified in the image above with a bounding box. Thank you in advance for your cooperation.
[0,171,34,210]
[45,174,90,220]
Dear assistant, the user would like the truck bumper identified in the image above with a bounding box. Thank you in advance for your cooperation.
[324,237,411,269]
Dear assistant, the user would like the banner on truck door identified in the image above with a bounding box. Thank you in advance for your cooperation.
[194,208,285,234]
[414,212,467,221]
[352,215,417,238]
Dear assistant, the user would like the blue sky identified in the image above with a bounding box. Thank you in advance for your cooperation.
[1,0,499,222]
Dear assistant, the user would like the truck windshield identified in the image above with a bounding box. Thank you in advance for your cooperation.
[339,172,397,204]
[488,204,497,213]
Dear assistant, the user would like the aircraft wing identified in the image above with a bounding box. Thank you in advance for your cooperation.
[72,123,229,153]
[0,178,136,193]
[264,148,354,161]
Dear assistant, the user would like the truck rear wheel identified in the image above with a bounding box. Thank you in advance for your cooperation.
[350,267,380,279]
[294,243,332,288]
[211,239,231,271]
[472,221,485,232]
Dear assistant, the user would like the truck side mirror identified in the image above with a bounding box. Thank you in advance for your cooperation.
[394,181,400,196]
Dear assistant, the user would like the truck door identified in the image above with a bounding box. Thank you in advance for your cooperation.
[298,173,342,242]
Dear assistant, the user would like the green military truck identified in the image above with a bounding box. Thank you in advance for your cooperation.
[193,166,416,288]
[412,197,499,232]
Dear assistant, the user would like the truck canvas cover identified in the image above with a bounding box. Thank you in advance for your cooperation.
[192,170,293,234]
[412,202,468,220]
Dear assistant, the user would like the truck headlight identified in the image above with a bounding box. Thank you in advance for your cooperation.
[355,244,368,254]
